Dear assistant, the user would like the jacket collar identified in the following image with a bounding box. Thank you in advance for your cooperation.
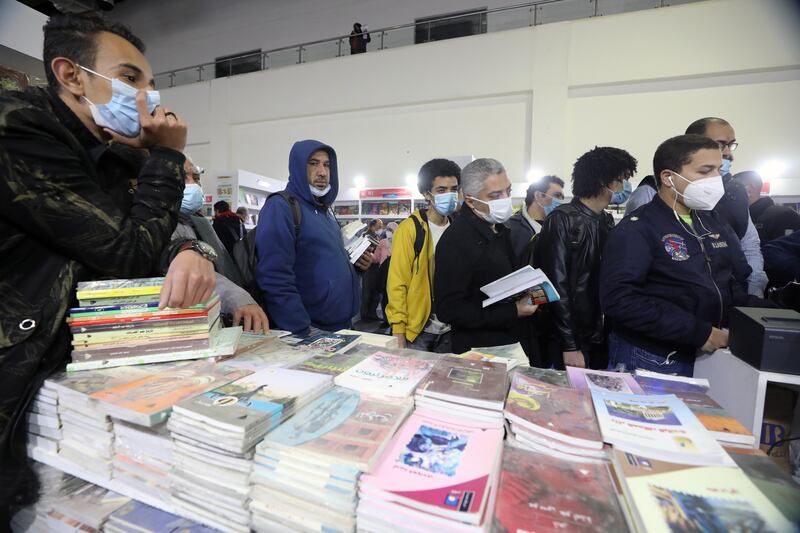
[48,89,105,155]
[461,205,508,241]
[569,197,605,219]
[750,196,774,220]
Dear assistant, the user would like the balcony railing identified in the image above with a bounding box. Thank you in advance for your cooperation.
[154,0,697,88]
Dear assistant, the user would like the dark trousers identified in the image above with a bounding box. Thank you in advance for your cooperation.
[360,263,382,320]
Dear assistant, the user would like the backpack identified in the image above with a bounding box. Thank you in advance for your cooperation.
[231,191,302,306]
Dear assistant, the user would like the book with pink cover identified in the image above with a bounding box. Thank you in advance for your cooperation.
[505,372,603,450]
[566,368,644,394]
[333,351,435,398]
[359,409,504,525]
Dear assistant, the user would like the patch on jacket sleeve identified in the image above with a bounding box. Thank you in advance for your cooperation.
[662,233,690,261]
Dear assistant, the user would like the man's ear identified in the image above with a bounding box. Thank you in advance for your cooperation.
[659,170,674,189]
[51,58,85,97]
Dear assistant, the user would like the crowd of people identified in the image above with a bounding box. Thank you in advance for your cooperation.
[1,11,798,520]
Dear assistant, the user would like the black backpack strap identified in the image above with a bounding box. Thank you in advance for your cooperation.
[412,209,428,263]
[267,191,302,239]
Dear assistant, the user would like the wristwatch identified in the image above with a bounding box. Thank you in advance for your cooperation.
[178,239,218,264]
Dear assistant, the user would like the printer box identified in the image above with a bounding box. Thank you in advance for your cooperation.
[729,307,800,374]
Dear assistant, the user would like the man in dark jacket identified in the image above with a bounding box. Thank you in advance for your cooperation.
[535,146,638,370]
[507,175,564,264]
[601,135,755,377]
[735,170,800,243]
[434,158,538,354]
[350,23,371,54]
[255,140,373,334]
[213,200,245,256]
[0,14,217,513]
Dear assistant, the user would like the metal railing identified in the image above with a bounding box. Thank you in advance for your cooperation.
[155,0,692,88]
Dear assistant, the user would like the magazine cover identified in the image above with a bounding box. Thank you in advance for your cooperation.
[493,446,629,532]
[262,387,413,470]
[505,372,602,449]
[614,449,793,533]
[334,352,434,398]
[567,368,644,394]
[359,409,503,524]
[592,391,730,466]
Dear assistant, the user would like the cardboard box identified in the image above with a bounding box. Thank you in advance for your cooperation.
[760,385,795,474]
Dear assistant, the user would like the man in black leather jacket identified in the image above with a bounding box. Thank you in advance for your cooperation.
[535,147,637,369]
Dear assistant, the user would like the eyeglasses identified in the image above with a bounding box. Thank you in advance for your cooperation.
[716,140,739,151]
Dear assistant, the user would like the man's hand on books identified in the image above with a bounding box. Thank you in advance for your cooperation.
[515,293,539,317]
[355,250,375,271]
[159,250,216,308]
[105,92,187,152]
[563,350,586,368]
[701,327,729,353]
[234,304,270,333]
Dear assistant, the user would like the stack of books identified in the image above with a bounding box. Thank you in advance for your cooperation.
[10,463,89,532]
[414,356,507,425]
[469,342,531,370]
[67,278,241,371]
[104,500,222,533]
[167,367,333,532]
[47,484,132,532]
[334,351,435,399]
[493,446,631,532]
[634,369,755,447]
[112,421,174,503]
[45,366,156,477]
[341,220,378,264]
[504,371,605,459]
[250,387,413,532]
[25,382,60,455]
[612,448,794,533]
[90,360,250,427]
[590,390,732,466]
[221,338,318,372]
[335,329,399,348]
[357,409,504,532]
[566,367,645,395]
[479,266,560,308]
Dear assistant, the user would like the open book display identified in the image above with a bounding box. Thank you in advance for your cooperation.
[480,265,560,308]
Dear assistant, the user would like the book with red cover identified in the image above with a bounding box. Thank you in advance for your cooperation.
[415,356,507,410]
[505,372,603,450]
[359,409,503,525]
[493,446,629,532]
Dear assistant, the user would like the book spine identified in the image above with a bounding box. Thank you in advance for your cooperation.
[68,311,209,327]
[68,302,160,314]
[75,286,162,299]
[71,324,210,344]
[70,317,209,334]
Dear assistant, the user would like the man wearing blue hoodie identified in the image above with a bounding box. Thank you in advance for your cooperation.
[255,140,371,334]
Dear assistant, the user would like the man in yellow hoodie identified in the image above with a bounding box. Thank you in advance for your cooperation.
[387,159,461,350]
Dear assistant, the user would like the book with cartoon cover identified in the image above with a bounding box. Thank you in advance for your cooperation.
[260,387,413,471]
[505,372,603,449]
[358,409,503,525]
[334,351,434,398]
[493,446,629,533]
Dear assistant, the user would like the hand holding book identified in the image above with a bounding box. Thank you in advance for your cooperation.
[515,291,539,317]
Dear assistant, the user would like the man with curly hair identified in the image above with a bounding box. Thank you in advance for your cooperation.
[534,146,637,370]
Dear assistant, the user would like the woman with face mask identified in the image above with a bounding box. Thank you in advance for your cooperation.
[432,158,539,361]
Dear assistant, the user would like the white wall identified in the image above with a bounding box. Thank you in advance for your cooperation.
[111,0,699,74]
[0,0,47,59]
[163,0,800,196]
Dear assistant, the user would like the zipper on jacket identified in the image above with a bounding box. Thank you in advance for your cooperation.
[685,214,724,326]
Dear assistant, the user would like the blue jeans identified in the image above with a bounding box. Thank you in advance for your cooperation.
[607,332,694,377]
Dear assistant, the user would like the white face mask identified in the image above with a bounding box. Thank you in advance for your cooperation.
[469,196,513,224]
[669,172,724,211]
[309,184,331,197]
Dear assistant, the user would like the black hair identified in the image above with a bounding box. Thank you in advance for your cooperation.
[525,175,564,207]
[685,117,730,136]
[417,159,461,195]
[571,147,637,198]
[653,135,721,188]
[368,219,382,229]
[214,200,231,212]
[733,170,763,191]
[43,13,145,92]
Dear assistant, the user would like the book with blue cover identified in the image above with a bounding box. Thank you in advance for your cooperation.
[104,500,221,533]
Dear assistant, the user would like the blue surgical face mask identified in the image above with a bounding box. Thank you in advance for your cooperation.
[607,179,632,204]
[80,65,160,137]
[180,183,204,215]
[309,184,331,197]
[431,192,458,216]
[720,158,733,176]
[539,195,562,216]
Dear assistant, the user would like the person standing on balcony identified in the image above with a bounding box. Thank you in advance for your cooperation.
[350,23,371,54]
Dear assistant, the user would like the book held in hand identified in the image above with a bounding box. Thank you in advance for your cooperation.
[479,265,560,308]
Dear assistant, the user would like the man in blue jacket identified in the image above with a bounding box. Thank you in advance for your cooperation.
[255,140,372,333]
[600,134,755,377]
